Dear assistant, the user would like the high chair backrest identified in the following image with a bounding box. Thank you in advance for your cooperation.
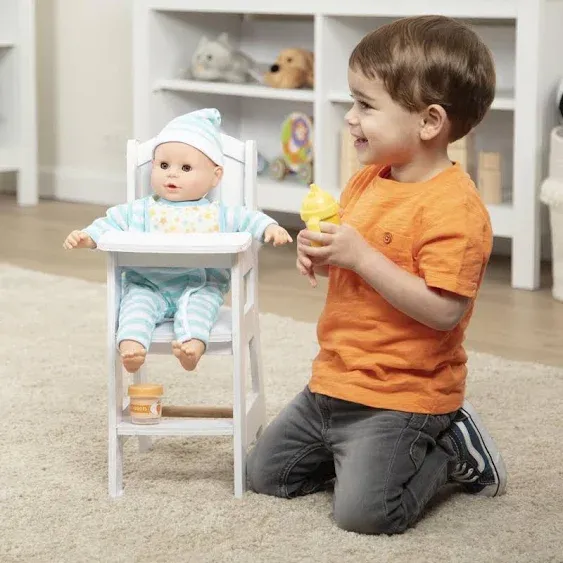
[126,133,258,211]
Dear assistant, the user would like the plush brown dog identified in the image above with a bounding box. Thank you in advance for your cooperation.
[263,48,314,89]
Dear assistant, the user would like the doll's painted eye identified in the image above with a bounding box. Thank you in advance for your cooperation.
[160,162,169,170]
[182,165,192,172]
[206,54,213,61]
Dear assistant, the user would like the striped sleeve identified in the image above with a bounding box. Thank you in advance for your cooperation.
[83,202,133,243]
[221,205,277,242]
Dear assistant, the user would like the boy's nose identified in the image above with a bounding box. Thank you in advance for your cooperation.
[345,108,358,126]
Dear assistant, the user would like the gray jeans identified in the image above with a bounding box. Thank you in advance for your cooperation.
[247,385,457,535]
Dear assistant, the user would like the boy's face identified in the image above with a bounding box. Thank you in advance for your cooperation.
[345,67,423,167]
[151,142,223,202]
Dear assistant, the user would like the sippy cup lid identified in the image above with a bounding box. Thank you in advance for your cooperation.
[300,184,340,222]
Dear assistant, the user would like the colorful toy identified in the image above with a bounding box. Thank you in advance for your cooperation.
[300,183,340,246]
[263,48,314,89]
[269,112,314,184]
[186,33,259,84]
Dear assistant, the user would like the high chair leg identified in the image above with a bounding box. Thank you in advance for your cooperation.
[108,254,124,498]
[109,352,124,497]
[249,330,267,441]
[231,259,247,498]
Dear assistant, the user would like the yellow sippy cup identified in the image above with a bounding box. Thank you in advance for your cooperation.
[300,183,341,246]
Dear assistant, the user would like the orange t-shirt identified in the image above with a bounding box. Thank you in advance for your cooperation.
[309,163,493,414]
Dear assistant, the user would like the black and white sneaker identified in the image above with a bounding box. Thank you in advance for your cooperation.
[446,400,507,497]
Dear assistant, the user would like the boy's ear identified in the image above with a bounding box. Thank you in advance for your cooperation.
[420,104,449,141]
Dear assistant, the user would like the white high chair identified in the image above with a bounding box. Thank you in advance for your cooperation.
[97,133,267,498]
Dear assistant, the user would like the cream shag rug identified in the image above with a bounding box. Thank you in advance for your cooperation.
[2,265,562,563]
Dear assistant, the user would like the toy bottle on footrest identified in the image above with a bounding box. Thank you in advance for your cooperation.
[300,183,341,246]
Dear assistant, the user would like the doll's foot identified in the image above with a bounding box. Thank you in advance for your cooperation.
[119,340,147,373]
[172,339,205,371]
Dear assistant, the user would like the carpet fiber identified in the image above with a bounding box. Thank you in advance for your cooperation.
[2,265,562,563]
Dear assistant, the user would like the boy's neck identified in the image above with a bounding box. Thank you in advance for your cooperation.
[389,149,453,183]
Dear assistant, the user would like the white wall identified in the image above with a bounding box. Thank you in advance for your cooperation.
[38,0,133,205]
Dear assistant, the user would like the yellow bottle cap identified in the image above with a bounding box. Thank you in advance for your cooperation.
[128,383,164,398]
[300,183,340,223]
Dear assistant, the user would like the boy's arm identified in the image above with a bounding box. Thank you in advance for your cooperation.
[302,204,491,330]
[353,248,470,331]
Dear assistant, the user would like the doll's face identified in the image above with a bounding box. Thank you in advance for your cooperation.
[151,142,223,202]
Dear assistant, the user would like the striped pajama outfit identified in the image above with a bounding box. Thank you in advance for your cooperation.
[83,196,275,349]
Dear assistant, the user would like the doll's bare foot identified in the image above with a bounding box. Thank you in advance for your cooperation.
[119,340,147,373]
[172,339,205,371]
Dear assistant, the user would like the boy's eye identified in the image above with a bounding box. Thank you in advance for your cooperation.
[182,165,192,172]
[160,162,168,170]
[357,100,372,110]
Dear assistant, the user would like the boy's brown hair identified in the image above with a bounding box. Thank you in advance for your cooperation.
[349,15,496,141]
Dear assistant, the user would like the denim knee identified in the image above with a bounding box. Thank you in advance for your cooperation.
[333,496,406,535]
[246,446,282,497]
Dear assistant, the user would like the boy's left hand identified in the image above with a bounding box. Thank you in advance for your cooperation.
[300,222,370,271]
[264,224,293,246]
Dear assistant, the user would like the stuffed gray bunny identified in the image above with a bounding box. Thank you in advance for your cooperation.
[187,33,260,84]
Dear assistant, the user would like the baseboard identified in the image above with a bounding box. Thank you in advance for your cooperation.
[39,166,126,205]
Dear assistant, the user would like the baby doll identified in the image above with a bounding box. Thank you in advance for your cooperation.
[63,108,292,373]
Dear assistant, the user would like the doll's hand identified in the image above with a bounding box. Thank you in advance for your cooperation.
[264,225,293,247]
[63,230,96,250]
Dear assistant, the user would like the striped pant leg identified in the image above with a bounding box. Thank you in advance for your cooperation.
[174,283,225,346]
[116,283,168,350]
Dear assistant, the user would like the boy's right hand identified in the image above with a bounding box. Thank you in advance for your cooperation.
[296,230,318,287]
[63,230,96,250]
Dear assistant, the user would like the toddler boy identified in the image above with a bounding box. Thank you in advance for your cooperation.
[247,15,507,534]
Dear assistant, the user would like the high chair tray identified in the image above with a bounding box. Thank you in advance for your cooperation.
[97,231,252,254]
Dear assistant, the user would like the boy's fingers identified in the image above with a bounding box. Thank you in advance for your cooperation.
[300,230,325,244]
[319,222,338,234]
[302,244,329,259]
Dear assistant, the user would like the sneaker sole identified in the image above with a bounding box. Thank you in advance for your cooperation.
[460,401,507,497]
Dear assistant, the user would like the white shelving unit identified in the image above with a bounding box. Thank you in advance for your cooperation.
[133,0,563,290]
[0,0,37,205]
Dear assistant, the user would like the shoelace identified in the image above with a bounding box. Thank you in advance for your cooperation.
[451,462,479,482]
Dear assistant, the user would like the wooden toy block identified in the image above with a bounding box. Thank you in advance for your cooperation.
[478,151,503,204]
[447,132,475,175]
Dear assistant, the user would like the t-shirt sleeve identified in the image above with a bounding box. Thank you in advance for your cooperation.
[414,201,492,299]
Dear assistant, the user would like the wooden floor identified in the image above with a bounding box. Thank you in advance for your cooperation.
[2,194,562,367]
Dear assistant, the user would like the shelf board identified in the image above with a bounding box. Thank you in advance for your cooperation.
[0,41,14,49]
[154,79,315,103]
[328,89,515,111]
[257,177,514,238]
[0,148,20,173]
[487,202,513,238]
[257,177,311,214]
[117,419,234,437]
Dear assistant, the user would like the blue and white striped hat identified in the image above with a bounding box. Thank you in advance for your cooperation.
[154,108,224,166]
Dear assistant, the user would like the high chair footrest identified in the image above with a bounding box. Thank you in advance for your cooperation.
[117,419,234,437]
[97,231,252,254]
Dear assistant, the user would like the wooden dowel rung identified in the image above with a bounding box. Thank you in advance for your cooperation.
[161,405,233,418]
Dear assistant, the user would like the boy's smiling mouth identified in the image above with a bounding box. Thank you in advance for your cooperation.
[352,135,369,149]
